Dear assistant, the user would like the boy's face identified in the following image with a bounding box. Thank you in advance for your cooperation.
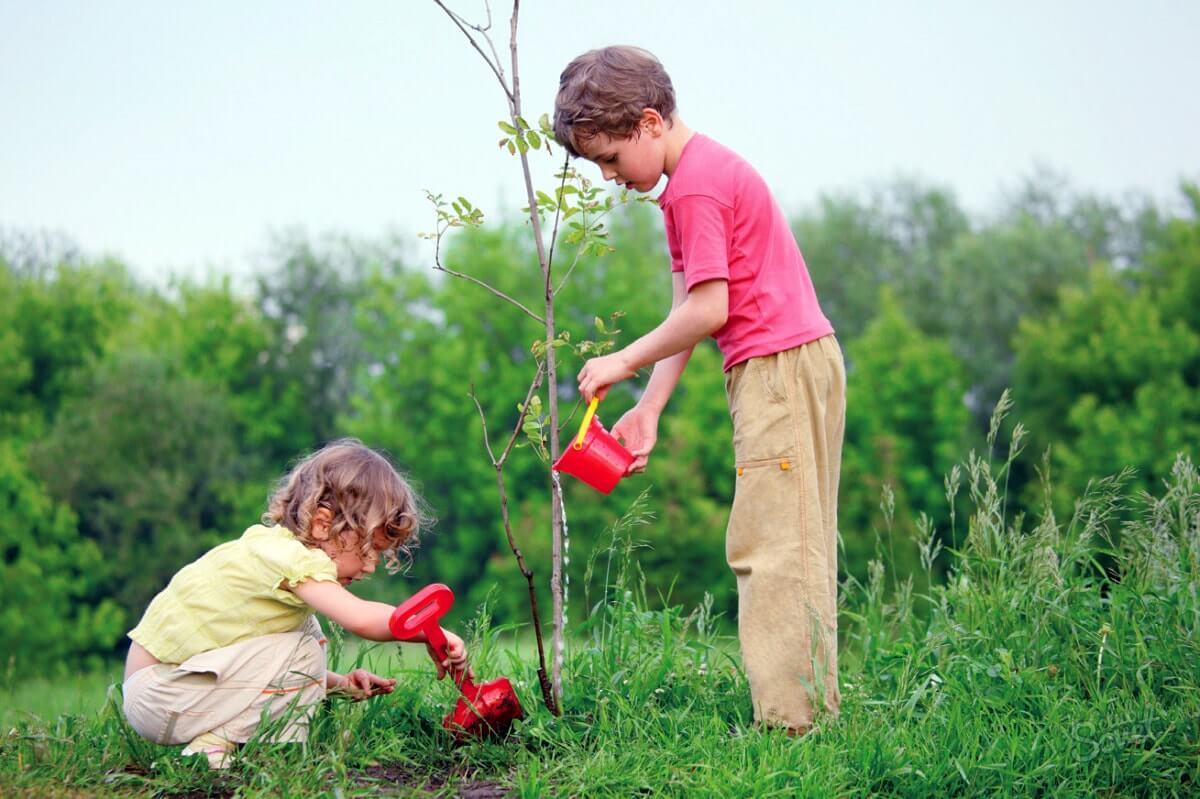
[576,110,667,193]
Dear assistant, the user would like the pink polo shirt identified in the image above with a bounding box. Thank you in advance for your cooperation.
[659,134,833,371]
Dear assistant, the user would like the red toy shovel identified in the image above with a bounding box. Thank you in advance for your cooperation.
[389,583,524,740]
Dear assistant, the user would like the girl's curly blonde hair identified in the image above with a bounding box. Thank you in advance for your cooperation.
[263,438,430,574]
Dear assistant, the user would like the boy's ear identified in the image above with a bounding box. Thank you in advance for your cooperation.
[640,108,665,136]
[310,507,333,541]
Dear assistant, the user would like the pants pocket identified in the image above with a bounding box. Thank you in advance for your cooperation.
[727,457,811,579]
[727,359,793,463]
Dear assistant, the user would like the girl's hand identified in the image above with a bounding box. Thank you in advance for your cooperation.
[611,404,661,474]
[330,668,396,701]
[429,628,475,682]
[577,352,636,403]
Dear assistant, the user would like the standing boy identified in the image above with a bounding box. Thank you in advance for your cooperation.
[554,46,844,734]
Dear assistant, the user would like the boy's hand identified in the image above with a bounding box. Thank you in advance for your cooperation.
[330,668,396,701]
[612,404,661,474]
[429,628,475,682]
[578,352,635,403]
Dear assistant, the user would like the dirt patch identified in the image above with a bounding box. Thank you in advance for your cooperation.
[356,764,511,798]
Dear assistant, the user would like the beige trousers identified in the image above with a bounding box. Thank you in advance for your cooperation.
[122,616,327,746]
[724,335,845,731]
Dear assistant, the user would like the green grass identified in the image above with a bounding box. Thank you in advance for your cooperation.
[2,406,1199,797]
[1,668,122,730]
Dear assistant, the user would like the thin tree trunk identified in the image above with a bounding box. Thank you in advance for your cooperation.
[504,0,565,707]
[433,0,566,710]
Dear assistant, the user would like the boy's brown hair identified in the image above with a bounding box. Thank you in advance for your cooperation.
[264,438,430,574]
[553,45,676,158]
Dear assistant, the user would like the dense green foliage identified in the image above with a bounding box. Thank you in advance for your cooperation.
[0,175,1196,684]
[2,439,1197,797]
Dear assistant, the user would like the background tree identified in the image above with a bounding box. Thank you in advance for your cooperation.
[29,352,244,621]
[1013,184,1200,514]
[254,231,383,461]
[840,290,970,582]
[0,256,139,439]
[0,441,124,681]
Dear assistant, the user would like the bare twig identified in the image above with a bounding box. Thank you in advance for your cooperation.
[544,155,570,291]
[428,199,544,324]
[500,364,547,467]
[433,263,544,324]
[468,363,559,713]
[463,381,492,460]
[554,205,617,296]
[432,0,514,105]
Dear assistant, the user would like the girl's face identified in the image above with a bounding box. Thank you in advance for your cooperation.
[322,528,389,585]
[310,508,389,585]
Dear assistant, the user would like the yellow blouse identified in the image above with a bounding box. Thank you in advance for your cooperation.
[129,524,338,664]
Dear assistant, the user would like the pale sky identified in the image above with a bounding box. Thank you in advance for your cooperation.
[2,1,1197,286]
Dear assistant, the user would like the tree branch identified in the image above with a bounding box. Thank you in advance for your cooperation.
[468,365,559,714]
[433,263,544,324]
[432,0,515,105]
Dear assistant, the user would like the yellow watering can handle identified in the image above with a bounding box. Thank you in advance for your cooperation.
[572,397,600,450]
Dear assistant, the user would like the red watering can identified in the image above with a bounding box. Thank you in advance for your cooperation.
[552,397,634,494]
[389,583,523,740]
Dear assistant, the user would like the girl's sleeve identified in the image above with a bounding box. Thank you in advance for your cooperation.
[250,536,338,590]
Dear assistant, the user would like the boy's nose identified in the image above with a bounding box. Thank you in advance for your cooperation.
[601,166,617,181]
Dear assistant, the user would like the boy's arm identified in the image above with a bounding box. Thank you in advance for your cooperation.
[578,275,727,402]
[635,272,702,412]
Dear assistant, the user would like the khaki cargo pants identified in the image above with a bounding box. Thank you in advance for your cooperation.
[123,616,327,747]
[724,335,845,732]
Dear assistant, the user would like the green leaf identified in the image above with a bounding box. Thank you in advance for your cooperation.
[498,120,518,135]
[526,131,542,150]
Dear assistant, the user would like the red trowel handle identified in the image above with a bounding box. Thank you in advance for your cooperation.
[388,583,477,694]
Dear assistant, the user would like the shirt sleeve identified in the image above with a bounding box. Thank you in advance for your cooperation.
[667,194,732,289]
[250,535,338,591]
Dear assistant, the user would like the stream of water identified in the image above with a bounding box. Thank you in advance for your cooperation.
[552,471,568,675]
